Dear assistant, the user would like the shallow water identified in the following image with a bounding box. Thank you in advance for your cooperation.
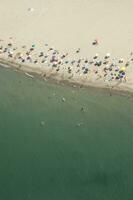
[0,66,133,200]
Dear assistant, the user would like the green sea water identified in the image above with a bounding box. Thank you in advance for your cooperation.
[0,66,133,200]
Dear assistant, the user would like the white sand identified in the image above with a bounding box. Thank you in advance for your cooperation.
[0,0,133,92]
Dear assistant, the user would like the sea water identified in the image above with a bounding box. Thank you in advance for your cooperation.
[0,66,133,200]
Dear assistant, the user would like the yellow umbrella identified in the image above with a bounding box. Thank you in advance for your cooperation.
[120,67,126,71]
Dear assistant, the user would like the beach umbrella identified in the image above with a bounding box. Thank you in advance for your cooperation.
[120,67,126,71]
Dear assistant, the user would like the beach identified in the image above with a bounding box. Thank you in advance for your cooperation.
[1,2,133,199]
[0,0,133,92]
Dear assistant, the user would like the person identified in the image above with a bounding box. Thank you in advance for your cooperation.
[76,48,80,53]
[125,61,130,67]
[93,53,99,59]
[105,53,110,59]
[81,107,85,112]
[92,38,99,45]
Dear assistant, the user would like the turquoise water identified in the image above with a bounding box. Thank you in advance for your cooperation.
[0,66,133,200]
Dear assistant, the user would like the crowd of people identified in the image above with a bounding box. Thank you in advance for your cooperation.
[0,38,132,83]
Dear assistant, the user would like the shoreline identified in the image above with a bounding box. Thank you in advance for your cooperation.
[0,58,133,97]
[1,0,133,97]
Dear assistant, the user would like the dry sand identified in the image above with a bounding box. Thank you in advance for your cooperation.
[0,0,133,92]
